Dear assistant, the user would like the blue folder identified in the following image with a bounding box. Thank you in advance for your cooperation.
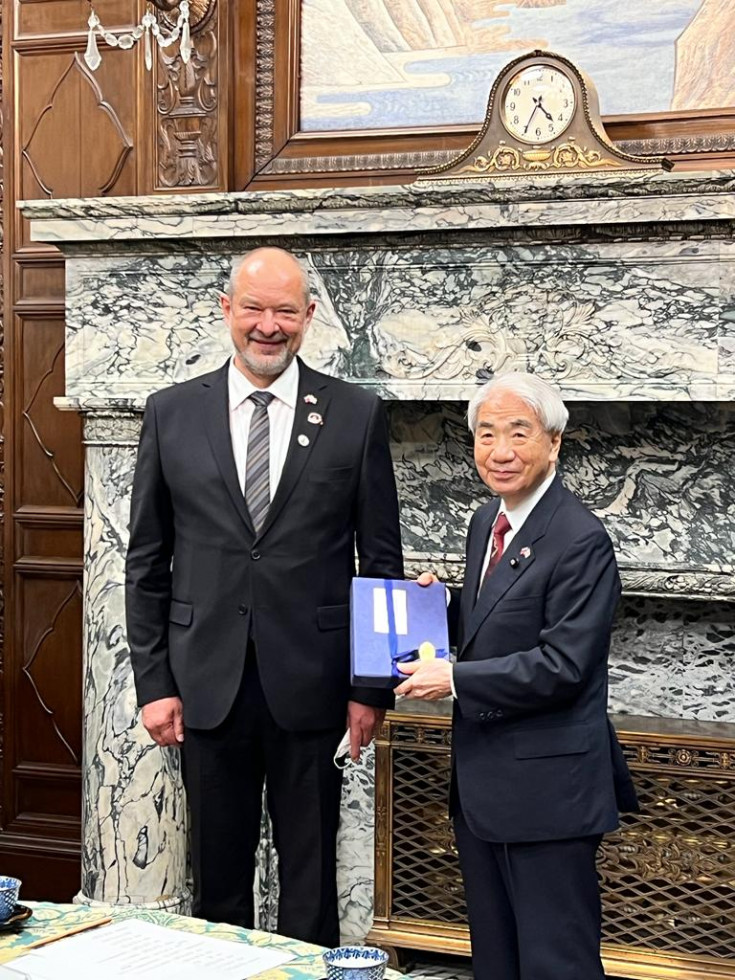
[350,577,450,689]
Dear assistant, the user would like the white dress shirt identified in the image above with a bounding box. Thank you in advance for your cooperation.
[228,356,299,498]
[477,469,558,588]
[448,469,558,698]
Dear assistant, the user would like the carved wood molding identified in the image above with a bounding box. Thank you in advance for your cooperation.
[254,0,276,172]
[154,0,222,189]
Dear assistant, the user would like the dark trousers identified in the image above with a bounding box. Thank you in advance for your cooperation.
[181,651,344,946]
[454,806,604,980]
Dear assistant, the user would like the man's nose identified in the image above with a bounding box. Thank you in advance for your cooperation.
[257,309,278,334]
[490,438,514,461]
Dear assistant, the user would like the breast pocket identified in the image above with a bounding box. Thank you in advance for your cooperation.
[308,466,354,486]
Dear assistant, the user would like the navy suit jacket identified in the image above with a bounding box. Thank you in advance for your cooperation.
[452,475,637,843]
[125,358,403,731]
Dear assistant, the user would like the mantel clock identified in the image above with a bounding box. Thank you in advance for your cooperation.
[418,50,670,181]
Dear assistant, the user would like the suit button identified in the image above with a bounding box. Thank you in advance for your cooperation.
[238,604,248,615]
[251,550,261,560]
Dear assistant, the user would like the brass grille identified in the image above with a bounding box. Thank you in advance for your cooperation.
[391,747,467,923]
[600,764,735,958]
[373,715,735,974]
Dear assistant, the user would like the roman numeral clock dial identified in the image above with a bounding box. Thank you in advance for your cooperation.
[502,66,576,144]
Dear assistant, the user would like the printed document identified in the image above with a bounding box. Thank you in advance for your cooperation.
[0,918,296,980]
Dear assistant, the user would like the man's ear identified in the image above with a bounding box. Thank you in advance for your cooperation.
[303,301,317,334]
[549,431,562,462]
[220,291,231,322]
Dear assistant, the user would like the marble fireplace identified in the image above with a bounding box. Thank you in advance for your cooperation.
[22,169,735,942]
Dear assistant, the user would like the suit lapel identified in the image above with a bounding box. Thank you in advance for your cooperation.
[464,504,495,602]
[202,361,255,535]
[257,359,331,539]
[461,476,564,653]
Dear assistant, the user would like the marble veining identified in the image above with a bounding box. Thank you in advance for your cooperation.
[609,597,735,723]
[39,173,734,942]
[82,438,188,909]
[62,242,734,402]
[19,168,735,220]
[390,401,735,582]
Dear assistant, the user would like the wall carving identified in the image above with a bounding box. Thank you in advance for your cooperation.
[254,0,276,173]
[155,0,220,189]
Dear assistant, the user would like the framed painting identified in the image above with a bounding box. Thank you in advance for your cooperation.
[234,0,735,189]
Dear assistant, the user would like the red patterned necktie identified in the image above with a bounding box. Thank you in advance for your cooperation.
[481,512,512,589]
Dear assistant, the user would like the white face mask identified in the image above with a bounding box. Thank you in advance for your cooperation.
[333,730,355,770]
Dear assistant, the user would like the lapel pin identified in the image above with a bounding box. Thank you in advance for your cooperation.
[307,412,323,425]
[509,558,519,568]
[298,434,310,447]
[304,394,318,404]
[520,547,532,559]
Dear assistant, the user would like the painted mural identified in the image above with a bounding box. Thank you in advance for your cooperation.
[300,0,732,131]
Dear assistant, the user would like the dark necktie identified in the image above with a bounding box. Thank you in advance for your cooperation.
[244,391,275,534]
[481,512,512,590]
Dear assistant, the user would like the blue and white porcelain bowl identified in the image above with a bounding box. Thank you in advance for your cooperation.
[323,945,389,980]
[0,877,21,922]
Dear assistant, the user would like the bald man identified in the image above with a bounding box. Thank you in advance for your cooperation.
[125,248,403,944]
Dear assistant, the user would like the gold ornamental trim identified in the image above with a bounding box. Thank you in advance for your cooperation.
[456,139,618,176]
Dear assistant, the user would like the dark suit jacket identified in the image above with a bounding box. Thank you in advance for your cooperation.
[452,475,637,843]
[125,358,404,731]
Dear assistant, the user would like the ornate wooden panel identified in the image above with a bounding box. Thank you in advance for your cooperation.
[150,0,228,191]
[1,0,141,900]
[370,712,735,980]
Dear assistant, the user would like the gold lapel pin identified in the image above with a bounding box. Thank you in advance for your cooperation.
[304,394,318,404]
[297,434,310,447]
[307,412,323,425]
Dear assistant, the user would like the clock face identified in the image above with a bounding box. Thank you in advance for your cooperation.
[501,65,576,144]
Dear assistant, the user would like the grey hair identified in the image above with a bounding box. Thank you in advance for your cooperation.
[226,249,312,305]
[467,372,569,435]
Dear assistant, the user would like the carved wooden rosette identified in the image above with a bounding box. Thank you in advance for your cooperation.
[154,0,222,190]
[417,50,670,184]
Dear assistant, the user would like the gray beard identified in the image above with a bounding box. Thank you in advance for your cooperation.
[235,343,294,379]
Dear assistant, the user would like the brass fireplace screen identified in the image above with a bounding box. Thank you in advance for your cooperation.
[369,712,735,980]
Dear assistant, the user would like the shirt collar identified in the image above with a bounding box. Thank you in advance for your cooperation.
[497,469,557,532]
[228,355,300,412]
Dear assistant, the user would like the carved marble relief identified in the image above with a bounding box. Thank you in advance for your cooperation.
[62,236,733,402]
[390,401,735,599]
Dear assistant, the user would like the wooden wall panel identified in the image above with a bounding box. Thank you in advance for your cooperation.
[2,0,142,901]
[19,316,83,508]
[15,47,138,250]
[2,0,228,901]
[15,1,138,39]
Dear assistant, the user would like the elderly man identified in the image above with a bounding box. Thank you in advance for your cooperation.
[397,372,636,980]
[125,247,403,944]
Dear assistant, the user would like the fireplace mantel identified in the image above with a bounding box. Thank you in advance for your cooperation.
[22,172,735,939]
